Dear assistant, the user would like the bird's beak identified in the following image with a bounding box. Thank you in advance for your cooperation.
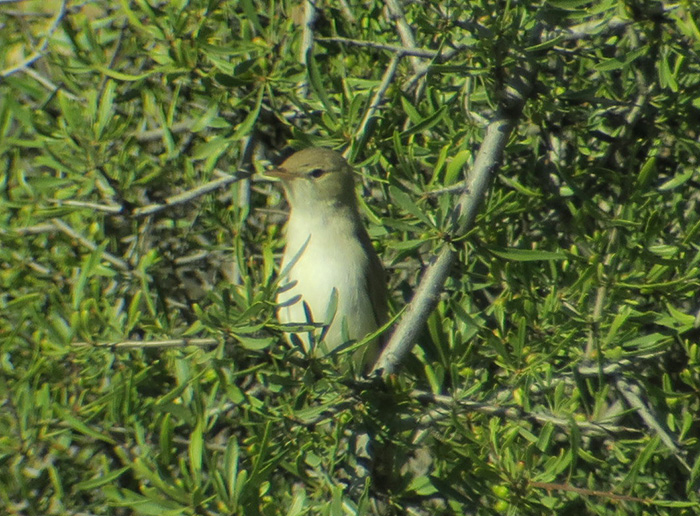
[264,167,293,181]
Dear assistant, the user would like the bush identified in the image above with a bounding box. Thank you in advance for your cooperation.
[1,0,699,514]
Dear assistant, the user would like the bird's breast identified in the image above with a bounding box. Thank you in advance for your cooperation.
[277,214,377,352]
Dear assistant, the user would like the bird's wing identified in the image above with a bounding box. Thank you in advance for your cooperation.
[357,228,388,328]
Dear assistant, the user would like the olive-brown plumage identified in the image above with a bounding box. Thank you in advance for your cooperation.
[268,148,387,369]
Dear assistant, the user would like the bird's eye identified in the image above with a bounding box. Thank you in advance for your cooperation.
[308,168,326,179]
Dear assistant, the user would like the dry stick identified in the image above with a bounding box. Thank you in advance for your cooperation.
[563,16,629,41]
[48,172,249,217]
[134,120,193,142]
[299,0,317,66]
[320,36,468,96]
[49,199,123,213]
[2,223,57,235]
[372,66,533,376]
[585,225,618,358]
[23,67,82,101]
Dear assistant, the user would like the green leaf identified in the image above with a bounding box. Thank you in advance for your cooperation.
[60,411,116,445]
[658,168,694,190]
[306,53,338,125]
[189,419,203,487]
[231,87,264,141]
[445,149,470,185]
[400,105,447,138]
[389,186,433,226]
[488,247,567,261]
[75,467,130,491]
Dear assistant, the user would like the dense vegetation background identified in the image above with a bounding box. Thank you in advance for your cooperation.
[2,0,700,514]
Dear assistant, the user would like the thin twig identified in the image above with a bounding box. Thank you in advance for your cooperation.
[351,55,401,149]
[318,36,468,59]
[530,481,649,503]
[51,218,130,271]
[411,389,639,436]
[72,338,219,349]
[22,67,82,101]
[561,16,629,41]
[134,120,194,142]
[132,171,250,217]
[337,0,356,24]
[48,199,123,213]
[585,225,618,358]
[1,223,57,235]
[11,251,52,275]
[299,0,317,66]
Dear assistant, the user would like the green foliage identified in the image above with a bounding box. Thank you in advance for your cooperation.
[2,0,700,514]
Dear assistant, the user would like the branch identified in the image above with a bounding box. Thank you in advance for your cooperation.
[0,0,67,79]
[132,171,250,217]
[318,36,469,59]
[372,65,534,376]
[46,170,250,218]
[51,218,130,271]
[351,55,401,149]
[72,338,219,349]
[411,389,641,437]
[384,0,422,73]
[299,0,317,67]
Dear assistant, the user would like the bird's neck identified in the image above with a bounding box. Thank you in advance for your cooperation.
[286,201,363,246]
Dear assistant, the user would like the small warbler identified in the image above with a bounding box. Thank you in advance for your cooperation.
[267,147,387,369]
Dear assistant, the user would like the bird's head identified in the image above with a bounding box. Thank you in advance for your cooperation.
[266,148,357,211]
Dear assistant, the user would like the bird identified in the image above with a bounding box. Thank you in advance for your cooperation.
[267,147,387,371]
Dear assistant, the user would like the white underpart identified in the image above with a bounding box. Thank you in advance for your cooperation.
[276,206,376,356]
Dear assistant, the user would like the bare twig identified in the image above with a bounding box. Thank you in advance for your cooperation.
[21,67,82,101]
[318,36,468,59]
[51,218,130,271]
[411,389,639,436]
[337,0,356,24]
[48,199,123,213]
[530,481,649,503]
[351,55,401,149]
[1,223,57,235]
[561,16,630,41]
[72,338,219,349]
[132,171,250,217]
[11,252,52,275]
[134,120,194,142]
[39,170,249,223]
[585,225,618,358]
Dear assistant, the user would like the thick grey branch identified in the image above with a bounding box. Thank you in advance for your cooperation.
[372,65,533,376]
